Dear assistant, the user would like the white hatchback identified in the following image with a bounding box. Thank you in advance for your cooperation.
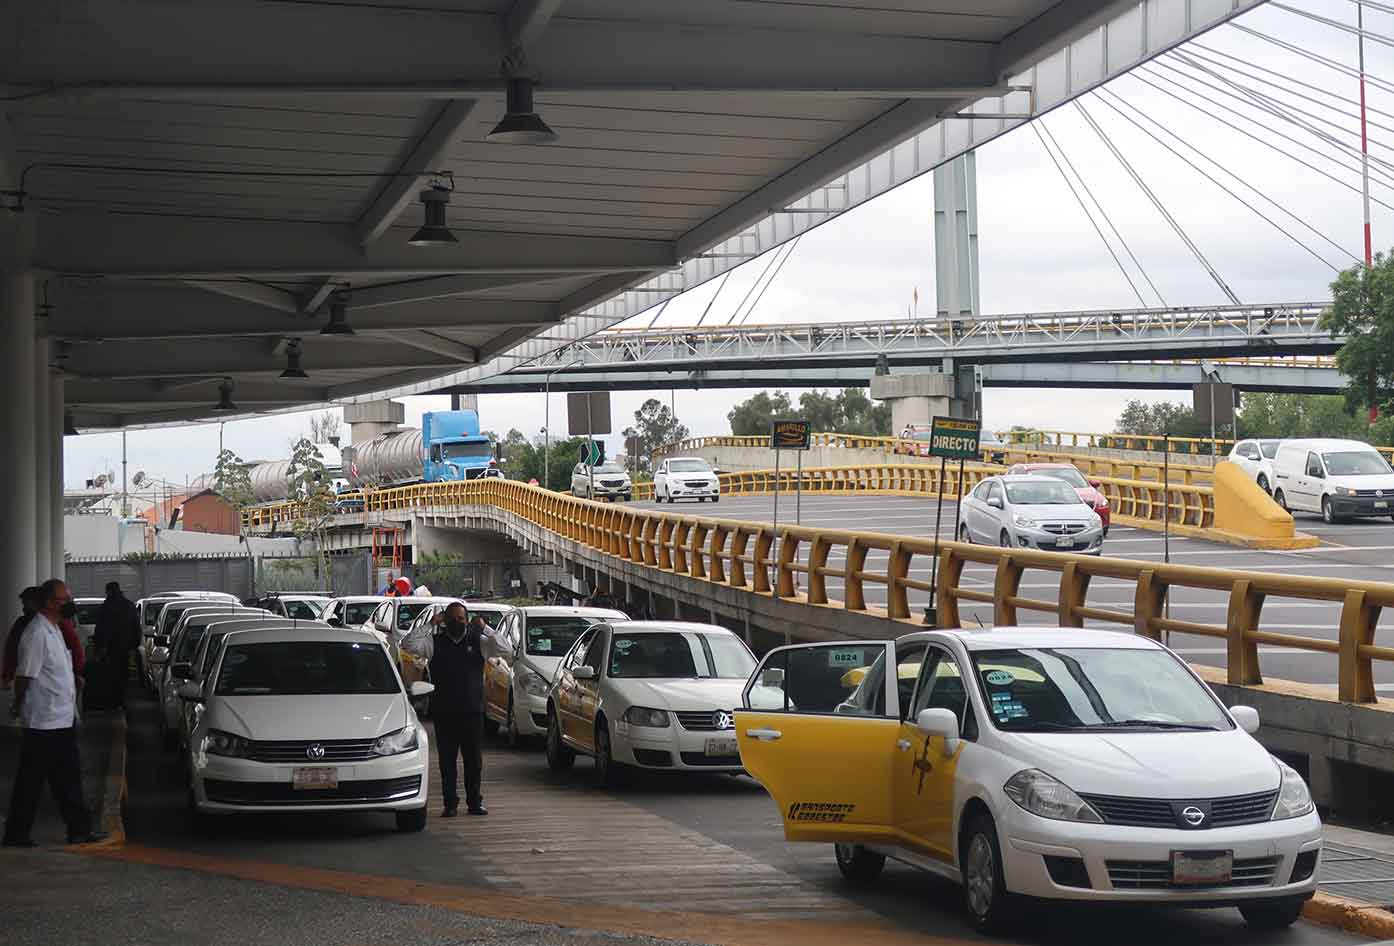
[737,628,1321,934]
[183,625,434,832]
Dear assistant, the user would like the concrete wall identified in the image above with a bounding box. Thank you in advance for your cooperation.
[65,515,149,560]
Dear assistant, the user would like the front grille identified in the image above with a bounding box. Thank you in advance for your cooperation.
[244,737,379,764]
[632,748,672,767]
[680,752,742,767]
[1042,523,1087,535]
[204,775,421,806]
[1107,856,1281,890]
[684,480,711,489]
[674,710,734,732]
[600,479,625,487]
[1354,489,1391,497]
[1081,790,1278,829]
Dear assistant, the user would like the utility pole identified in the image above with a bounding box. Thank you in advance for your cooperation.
[1359,2,1380,423]
[121,430,129,518]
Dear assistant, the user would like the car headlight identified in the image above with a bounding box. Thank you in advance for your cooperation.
[1003,769,1103,823]
[622,706,670,728]
[520,668,549,697]
[203,729,249,758]
[372,724,421,756]
[1333,486,1354,497]
[1013,515,1037,528]
[1271,759,1314,819]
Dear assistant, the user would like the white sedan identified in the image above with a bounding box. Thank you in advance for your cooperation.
[183,624,433,832]
[737,628,1321,934]
[1228,439,1284,494]
[545,621,758,783]
[653,457,720,503]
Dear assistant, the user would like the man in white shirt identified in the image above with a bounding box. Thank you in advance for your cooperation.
[3,579,106,848]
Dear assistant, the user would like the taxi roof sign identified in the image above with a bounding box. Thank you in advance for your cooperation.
[928,416,981,460]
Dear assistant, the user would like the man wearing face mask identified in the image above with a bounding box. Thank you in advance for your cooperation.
[3,580,107,847]
[422,602,487,817]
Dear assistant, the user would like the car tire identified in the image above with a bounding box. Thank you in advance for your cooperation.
[834,843,885,884]
[1273,489,1288,512]
[1257,474,1270,494]
[712,495,719,504]
[958,523,971,544]
[1322,496,1337,524]
[1239,896,1308,930]
[395,806,428,833]
[545,709,575,772]
[594,719,627,788]
[1102,525,1109,538]
[504,695,522,749]
[999,529,1011,548]
[624,493,632,502]
[961,814,1014,935]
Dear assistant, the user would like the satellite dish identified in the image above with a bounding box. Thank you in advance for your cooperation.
[94,474,108,487]
[132,471,147,487]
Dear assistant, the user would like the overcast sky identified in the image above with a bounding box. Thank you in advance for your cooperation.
[64,0,1394,487]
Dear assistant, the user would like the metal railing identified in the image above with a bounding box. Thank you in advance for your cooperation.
[245,479,1388,703]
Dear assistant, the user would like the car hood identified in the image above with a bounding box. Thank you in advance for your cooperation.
[210,694,408,740]
[1005,728,1279,798]
[1013,502,1099,522]
[1329,472,1394,490]
[613,677,747,710]
[520,654,564,682]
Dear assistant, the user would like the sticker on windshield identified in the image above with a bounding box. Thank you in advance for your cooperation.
[985,670,1014,686]
[613,639,634,654]
[533,638,551,653]
[828,649,863,667]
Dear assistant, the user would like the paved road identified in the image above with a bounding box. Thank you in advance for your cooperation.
[630,495,1394,690]
[90,689,1369,946]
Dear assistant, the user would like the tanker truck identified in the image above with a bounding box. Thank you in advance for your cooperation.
[343,409,495,488]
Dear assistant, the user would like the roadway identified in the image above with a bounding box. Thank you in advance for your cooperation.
[84,690,1368,946]
[628,495,1394,691]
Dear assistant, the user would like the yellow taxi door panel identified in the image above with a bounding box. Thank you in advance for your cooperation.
[736,711,900,845]
[893,723,963,861]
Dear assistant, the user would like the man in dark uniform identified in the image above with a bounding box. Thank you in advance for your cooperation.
[93,582,139,709]
[425,603,488,817]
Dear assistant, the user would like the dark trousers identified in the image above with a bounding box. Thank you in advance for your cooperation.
[434,713,483,809]
[4,727,91,842]
[107,649,131,706]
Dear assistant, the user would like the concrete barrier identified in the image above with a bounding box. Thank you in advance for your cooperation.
[1212,460,1316,549]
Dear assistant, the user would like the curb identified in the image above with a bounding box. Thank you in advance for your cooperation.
[1304,892,1394,938]
[93,709,127,849]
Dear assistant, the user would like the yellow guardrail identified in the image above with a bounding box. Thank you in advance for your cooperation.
[245,478,1390,703]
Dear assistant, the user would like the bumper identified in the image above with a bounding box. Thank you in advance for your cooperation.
[190,747,429,814]
[589,483,632,496]
[610,721,743,772]
[514,691,550,736]
[667,486,719,499]
[1330,497,1393,516]
[1013,527,1105,554]
[1001,808,1323,903]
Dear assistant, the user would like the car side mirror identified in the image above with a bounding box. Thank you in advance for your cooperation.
[1229,705,1260,734]
[327,617,343,627]
[1088,478,1102,489]
[916,707,960,755]
[573,666,596,681]
[409,681,435,697]
[149,647,170,666]
[177,681,204,703]
[988,497,1004,510]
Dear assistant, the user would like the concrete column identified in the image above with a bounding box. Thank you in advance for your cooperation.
[1,270,37,590]
[51,371,65,579]
[34,338,51,579]
[933,152,980,319]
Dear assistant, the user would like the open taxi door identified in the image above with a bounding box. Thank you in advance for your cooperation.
[736,642,901,845]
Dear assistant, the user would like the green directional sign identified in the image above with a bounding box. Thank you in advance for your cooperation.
[581,439,605,466]
[928,416,981,460]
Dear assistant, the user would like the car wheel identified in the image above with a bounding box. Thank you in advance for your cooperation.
[999,529,1012,548]
[395,806,428,833]
[961,814,1014,935]
[712,495,719,504]
[1273,489,1288,512]
[623,493,632,502]
[1239,896,1308,930]
[545,710,575,772]
[1322,496,1337,524]
[594,719,627,788]
[1257,474,1270,494]
[505,695,521,749]
[1102,525,1109,538]
[957,523,971,544]
[834,843,885,884]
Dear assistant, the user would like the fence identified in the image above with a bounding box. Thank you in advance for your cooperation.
[243,478,1388,703]
[65,555,256,600]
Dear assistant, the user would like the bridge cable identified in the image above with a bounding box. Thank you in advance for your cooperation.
[1132,68,1394,209]
[1269,1,1394,51]
[691,272,731,328]
[1228,23,1394,98]
[736,235,802,326]
[721,238,795,326]
[1031,122,1153,306]
[1073,99,1243,305]
[643,298,671,330]
[1096,87,1353,269]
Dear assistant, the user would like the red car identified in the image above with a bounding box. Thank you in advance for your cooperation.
[1007,462,1110,535]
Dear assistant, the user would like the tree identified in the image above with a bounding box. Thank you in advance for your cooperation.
[212,449,254,524]
[728,391,793,435]
[1113,399,1207,438]
[287,437,336,584]
[1236,393,1394,444]
[1323,254,1394,420]
[629,398,689,470]
[309,410,343,444]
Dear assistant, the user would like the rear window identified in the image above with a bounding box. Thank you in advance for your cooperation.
[526,616,596,656]
[282,599,323,620]
[395,602,431,630]
[471,610,506,630]
[215,640,399,696]
[75,603,102,626]
[342,601,380,626]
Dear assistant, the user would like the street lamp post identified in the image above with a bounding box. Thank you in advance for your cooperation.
[543,360,582,490]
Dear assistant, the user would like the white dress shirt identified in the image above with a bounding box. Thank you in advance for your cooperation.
[15,614,77,730]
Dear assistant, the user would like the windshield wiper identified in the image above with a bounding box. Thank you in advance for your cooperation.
[998,720,1083,732]
[1089,719,1219,731]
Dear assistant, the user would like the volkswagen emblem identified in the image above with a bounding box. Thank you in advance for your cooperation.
[306,743,326,760]
[1181,805,1206,827]
[1378,490,1385,498]
[714,711,734,731]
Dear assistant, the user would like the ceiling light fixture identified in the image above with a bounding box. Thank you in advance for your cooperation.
[280,338,309,379]
[213,378,238,413]
[408,184,458,247]
[320,292,356,335]
[487,78,558,145]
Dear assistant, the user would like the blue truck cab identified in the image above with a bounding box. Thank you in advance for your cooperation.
[422,410,495,481]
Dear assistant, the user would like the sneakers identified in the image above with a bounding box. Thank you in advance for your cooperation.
[66,832,109,845]
[467,805,488,816]
[441,805,458,818]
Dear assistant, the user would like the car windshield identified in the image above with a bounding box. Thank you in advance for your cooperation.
[1004,482,1082,505]
[593,463,625,474]
[160,605,194,635]
[1030,467,1088,488]
[442,442,493,460]
[1260,440,1282,459]
[175,625,209,662]
[471,609,506,629]
[342,601,381,625]
[913,431,933,441]
[199,632,233,677]
[282,599,326,620]
[669,460,712,473]
[396,602,431,630]
[75,603,102,625]
[608,632,754,679]
[1323,451,1392,476]
[972,647,1230,733]
[526,616,596,656]
[215,640,399,696]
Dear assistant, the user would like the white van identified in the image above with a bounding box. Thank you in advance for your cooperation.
[1272,438,1394,523]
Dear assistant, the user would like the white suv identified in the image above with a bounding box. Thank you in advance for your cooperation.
[654,457,720,503]
[572,462,633,501]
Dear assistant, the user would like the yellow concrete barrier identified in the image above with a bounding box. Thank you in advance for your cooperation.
[1212,460,1318,549]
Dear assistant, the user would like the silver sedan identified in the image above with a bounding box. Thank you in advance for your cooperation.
[957,474,1105,554]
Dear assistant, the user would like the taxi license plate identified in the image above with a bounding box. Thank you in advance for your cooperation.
[1171,850,1232,885]
[1055,536,1076,549]
[704,737,738,757]
[1376,501,1388,509]
[292,767,338,790]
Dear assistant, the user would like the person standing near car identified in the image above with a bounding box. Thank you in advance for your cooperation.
[408,602,487,818]
[92,582,138,709]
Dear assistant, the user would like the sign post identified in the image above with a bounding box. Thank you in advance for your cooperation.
[770,419,811,593]
[925,416,981,625]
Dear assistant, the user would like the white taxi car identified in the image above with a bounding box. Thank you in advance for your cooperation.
[545,621,757,784]
[183,625,433,833]
[653,457,720,503]
[736,628,1320,934]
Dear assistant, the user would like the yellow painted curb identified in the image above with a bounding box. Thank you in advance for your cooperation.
[1303,892,1394,938]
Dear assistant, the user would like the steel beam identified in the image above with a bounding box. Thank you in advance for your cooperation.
[506,0,566,50]
[63,337,468,380]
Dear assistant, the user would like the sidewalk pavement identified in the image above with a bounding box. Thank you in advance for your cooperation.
[0,702,126,847]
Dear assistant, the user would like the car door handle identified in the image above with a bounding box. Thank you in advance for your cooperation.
[896,739,912,751]
[746,727,782,741]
